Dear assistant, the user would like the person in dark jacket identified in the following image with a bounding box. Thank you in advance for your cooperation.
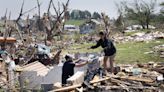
[89,32,116,74]
[62,55,88,86]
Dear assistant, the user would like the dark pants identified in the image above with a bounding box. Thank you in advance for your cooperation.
[84,68,104,83]
[62,74,69,85]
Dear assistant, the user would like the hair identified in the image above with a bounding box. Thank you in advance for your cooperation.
[65,55,71,60]
[99,31,104,35]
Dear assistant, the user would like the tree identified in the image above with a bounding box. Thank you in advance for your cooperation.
[79,10,85,19]
[84,10,91,19]
[118,0,156,29]
[70,10,80,19]
[92,12,101,19]
[65,11,70,20]
[70,10,91,19]
[115,2,126,33]
[43,0,70,41]
[115,14,124,33]
[101,13,110,37]
[160,2,164,14]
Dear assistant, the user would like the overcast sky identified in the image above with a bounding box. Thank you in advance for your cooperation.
[0,0,163,19]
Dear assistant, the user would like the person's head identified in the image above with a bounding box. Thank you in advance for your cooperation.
[99,31,105,39]
[65,55,72,61]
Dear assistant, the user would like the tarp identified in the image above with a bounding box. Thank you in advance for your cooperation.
[36,44,50,55]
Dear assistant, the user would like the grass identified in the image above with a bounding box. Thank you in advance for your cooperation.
[63,20,164,64]
[116,39,164,64]
[65,19,86,26]
[63,39,164,64]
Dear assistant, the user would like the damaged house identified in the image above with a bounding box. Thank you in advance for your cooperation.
[79,19,102,34]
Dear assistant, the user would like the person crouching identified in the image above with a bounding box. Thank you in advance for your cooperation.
[62,55,88,86]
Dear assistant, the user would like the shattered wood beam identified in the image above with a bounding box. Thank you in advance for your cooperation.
[120,76,154,83]
[50,77,111,92]
[110,78,132,86]
[104,86,158,90]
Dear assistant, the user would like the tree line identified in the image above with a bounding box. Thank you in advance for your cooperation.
[66,10,101,20]
[115,0,164,29]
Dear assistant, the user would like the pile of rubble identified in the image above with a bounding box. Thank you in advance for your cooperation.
[153,44,164,58]
[115,31,164,43]
[52,61,164,92]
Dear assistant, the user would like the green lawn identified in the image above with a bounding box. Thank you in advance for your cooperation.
[65,19,86,26]
[116,39,164,64]
[64,39,164,64]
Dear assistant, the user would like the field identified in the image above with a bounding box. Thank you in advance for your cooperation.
[64,39,164,64]
[63,20,164,64]
[65,19,86,26]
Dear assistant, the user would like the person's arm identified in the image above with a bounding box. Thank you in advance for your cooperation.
[90,40,101,49]
[75,61,88,67]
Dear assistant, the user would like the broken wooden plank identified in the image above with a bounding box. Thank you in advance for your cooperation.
[110,78,132,86]
[49,77,112,92]
[151,68,164,74]
[120,76,154,83]
[0,37,16,43]
[49,84,81,92]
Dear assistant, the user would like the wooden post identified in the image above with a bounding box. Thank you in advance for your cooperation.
[18,72,24,92]
[15,68,24,92]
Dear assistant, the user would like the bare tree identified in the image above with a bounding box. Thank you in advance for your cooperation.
[43,0,70,41]
[101,13,111,37]
[118,0,156,29]
[115,2,125,34]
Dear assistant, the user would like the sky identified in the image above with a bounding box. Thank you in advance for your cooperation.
[0,0,163,19]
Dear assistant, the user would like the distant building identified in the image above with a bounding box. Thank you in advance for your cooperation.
[79,19,102,34]
[64,25,79,32]
[124,25,156,32]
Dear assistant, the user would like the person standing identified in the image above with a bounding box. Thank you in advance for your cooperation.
[89,32,116,74]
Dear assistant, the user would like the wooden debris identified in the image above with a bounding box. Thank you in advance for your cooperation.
[120,76,154,83]
[49,76,112,92]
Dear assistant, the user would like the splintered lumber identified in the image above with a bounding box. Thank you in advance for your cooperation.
[0,37,16,43]
[110,78,132,86]
[90,77,110,84]
[120,76,154,83]
[49,77,111,92]
[151,67,164,74]
[49,84,81,92]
